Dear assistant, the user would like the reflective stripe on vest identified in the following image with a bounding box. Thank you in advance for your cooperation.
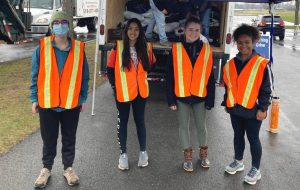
[196,43,212,97]
[175,43,185,97]
[65,40,83,109]
[115,40,150,102]
[241,56,264,107]
[38,36,84,109]
[224,62,235,107]
[44,37,52,107]
[223,55,268,109]
[116,40,130,102]
[173,42,212,97]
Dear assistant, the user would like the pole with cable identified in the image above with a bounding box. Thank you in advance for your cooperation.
[266,2,280,133]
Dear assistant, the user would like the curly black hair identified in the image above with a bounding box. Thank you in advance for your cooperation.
[233,24,260,42]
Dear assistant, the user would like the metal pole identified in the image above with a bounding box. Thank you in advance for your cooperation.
[91,0,102,116]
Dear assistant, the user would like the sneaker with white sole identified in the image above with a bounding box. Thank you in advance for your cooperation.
[138,151,149,167]
[63,167,79,186]
[34,168,51,189]
[244,167,261,185]
[118,153,129,170]
[225,160,245,175]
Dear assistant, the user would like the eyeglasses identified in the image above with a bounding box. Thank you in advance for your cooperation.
[52,20,69,25]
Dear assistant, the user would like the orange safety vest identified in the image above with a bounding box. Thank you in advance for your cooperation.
[172,42,213,98]
[37,36,85,109]
[223,55,269,109]
[114,40,153,102]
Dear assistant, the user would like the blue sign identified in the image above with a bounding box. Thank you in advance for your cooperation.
[255,34,270,59]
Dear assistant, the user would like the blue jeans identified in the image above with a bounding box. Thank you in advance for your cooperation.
[188,0,211,38]
[146,0,168,42]
[200,8,211,38]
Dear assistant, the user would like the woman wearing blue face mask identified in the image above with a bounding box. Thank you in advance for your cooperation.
[30,11,89,188]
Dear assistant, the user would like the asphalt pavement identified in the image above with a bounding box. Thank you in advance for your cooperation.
[0,40,300,189]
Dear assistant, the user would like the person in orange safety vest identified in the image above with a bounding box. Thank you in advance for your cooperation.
[166,16,215,172]
[30,11,89,188]
[107,18,156,171]
[222,24,272,186]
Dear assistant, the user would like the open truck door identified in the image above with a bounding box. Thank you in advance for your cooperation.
[91,0,293,115]
[96,0,235,82]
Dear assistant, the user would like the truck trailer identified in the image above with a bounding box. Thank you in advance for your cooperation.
[97,0,235,83]
[24,0,99,34]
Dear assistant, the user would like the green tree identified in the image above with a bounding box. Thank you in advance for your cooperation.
[296,0,299,25]
[62,0,74,37]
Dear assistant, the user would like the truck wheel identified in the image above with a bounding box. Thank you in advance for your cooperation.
[279,34,284,41]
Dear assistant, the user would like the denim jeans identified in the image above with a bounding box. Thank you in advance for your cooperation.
[200,8,211,38]
[146,0,168,42]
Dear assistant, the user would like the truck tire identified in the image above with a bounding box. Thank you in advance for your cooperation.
[279,34,284,41]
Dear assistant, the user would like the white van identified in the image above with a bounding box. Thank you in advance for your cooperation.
[98,0,235,83]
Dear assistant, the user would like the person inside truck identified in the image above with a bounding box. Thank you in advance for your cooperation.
[166,16,215,172]
[193,0,211,39]
[145,0,172,46]
[182,0,212,40]
[106,18,156,171]
[222,24,272,185]
[30,11,89,188]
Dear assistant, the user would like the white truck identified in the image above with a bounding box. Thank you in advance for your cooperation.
[24,0,99,34]
[98,0,235,83]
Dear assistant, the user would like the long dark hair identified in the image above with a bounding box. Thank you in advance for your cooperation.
[122,18,150,71]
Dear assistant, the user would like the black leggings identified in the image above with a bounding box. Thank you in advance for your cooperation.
[116,95,147,154]
[230,114,262,169]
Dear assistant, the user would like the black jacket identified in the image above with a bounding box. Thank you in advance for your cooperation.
[166,39,215,109]
[221,51,272,119]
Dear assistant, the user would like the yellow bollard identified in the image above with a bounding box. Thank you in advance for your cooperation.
[267,97,280,133]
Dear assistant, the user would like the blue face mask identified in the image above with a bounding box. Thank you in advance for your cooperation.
[52,24,69,37]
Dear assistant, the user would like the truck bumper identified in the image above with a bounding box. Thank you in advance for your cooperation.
[27,25,49,34]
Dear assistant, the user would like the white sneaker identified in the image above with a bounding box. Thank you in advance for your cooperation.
[225,160,245,175]
[244,167,261,185]
[138,151,149,167]
[118,153,129,170]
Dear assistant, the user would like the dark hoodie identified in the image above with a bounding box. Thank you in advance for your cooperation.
[221,50,272,119]
[166,39,215,109]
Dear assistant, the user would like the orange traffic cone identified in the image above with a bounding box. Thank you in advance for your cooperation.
[267,97,280,133]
